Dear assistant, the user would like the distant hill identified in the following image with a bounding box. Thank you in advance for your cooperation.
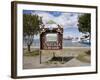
[63,37,73,40]
[46,20,56,24]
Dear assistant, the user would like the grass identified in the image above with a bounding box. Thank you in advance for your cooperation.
[76,51,90,63]
[24,50,39,56]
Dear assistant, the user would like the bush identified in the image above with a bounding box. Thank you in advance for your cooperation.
[86,50,91,55]
[24,50,39,56]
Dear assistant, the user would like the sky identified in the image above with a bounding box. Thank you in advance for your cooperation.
[23,10,84,39]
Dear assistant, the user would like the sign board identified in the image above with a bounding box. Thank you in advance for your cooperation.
[40,25,63,50]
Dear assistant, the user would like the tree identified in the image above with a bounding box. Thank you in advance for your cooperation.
[78,14,91,33]
[77,14,91,42]
[23,14,43,52]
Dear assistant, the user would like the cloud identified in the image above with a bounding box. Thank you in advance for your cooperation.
[31,11,83,38]
[32,11,53,24]
[31,11,79,29]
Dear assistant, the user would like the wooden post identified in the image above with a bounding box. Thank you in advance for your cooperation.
[40,50,42,64]
[53,52,55,57]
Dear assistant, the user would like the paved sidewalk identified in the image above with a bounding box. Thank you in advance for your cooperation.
[23,47,90,69]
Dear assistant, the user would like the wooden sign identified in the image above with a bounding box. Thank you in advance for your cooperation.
[40,25,63,50]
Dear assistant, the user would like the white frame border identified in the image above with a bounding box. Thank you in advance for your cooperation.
[16,3,97,76]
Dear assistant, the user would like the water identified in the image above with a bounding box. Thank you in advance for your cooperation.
[24,39,90,48]
[63,40,90,47]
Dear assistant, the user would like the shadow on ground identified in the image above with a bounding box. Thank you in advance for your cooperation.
[49,56,74,62]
